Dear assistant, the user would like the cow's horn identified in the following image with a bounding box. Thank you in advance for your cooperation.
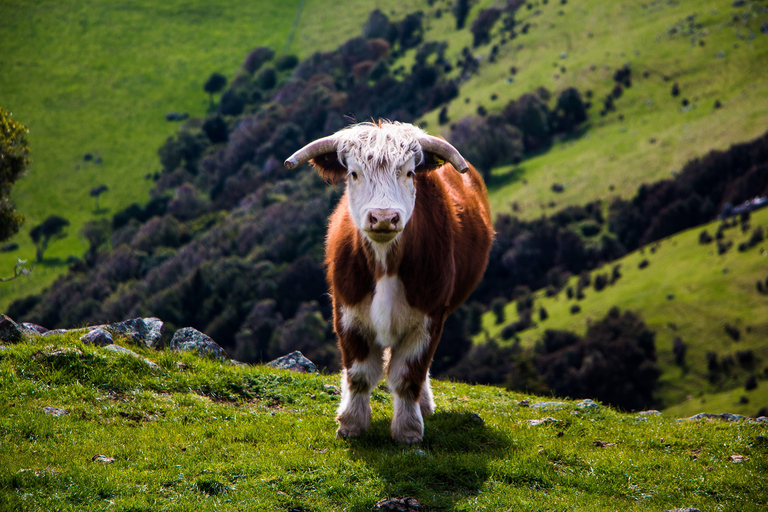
[284,136,339,169]
[417,135,469,174]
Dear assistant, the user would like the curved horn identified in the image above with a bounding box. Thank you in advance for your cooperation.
[284,135,338,169]
[417,135,469,174]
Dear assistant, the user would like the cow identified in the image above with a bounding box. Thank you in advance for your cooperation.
[284,121,493,443]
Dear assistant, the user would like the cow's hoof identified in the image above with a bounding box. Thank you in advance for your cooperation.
[393,431,423,444]
[336,425,366,439]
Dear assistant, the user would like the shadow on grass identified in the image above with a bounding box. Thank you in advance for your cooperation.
[345,411,515,510]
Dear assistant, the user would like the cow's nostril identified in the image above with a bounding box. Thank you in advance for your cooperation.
[369,213,378,225]
[392,214,400,226]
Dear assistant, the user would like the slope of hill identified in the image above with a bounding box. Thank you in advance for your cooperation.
[0,0,430,310]
[419,0,768,218]
[477,207,768,413]
[1,331,766,511]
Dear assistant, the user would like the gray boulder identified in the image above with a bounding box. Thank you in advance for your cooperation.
[22,323,48,335]
[0,315,23,344]
[81,327,113,347]
[267,351,318,374]
[531,401,569,410]
[42,406,70,417]
[106,318,164,349]
[170,327,228,361]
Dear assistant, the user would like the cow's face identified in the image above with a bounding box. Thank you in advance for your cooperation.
[284,121,469,246]
[344,153,418,245]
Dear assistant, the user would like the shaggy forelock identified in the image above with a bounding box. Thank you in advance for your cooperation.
[334,121,425,171]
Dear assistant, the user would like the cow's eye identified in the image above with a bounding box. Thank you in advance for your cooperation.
[349,171,358,180]
[406,170,415,178]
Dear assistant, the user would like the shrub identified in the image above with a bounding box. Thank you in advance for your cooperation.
[448,115,523,181]
[593,273,608,291]
[570,304,581,314]
[471,8,502,47]
[745,374,758,391]
[539,307,548,321]
[275,55,299,71]
[724,323,741,341]
[673,337,687,366]
[638,259,649,269]
[698,229,713,244]
[491,297,506,324]
[204,72,227,106]
[452,0,472,29]
[243,47,275,74]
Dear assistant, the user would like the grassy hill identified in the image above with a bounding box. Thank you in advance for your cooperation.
[420,0,768,218]
[0,0,430,310]
[477,207,768,414]
[1,331,766,511]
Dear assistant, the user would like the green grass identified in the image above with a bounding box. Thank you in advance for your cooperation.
[1,331,766,511]
[476,207,768,412]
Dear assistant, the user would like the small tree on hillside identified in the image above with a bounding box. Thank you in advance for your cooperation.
[448,115,523,181]
[204,73,227,108]
[80,218,111,263]
[30,215,69,262]
[90,184,109,210]
[1,107,32,281]
[0,107,29,244]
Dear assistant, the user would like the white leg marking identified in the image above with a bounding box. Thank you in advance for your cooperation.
[419,374,435,417]
[336,348,383,439]
[391,393,424,444]
[387,346,428,443]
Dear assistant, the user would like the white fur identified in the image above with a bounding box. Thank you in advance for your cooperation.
[391,392,424,444]
[335,122,427,248]
[336,350,384,439]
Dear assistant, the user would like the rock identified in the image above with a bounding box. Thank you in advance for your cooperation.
[525,417,565,427]
[518,399,530,407]
[0,315,23,344]
[80,327,113,347]
[267,351,318,374]
[664,509,701,512]
[170,327,228,361]
[165,111,189,121]
[531,401,568,410]
[91,454,115,464]
[729,454,749,463]
[576,399,600,410]
[593,440,617,448]
[374,497,424,511]
[639,410,661,416]
[42,406,69,417]
[22,323,48,335]
[679,412,764,423]
[41,329,73,337]
[32,347,83,361]
[103,344,159,370]
[106,317,164,349]
[228,360,248,367]
[323,384,341,395]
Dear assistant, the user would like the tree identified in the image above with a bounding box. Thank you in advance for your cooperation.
[0,107,29,243]
[448,115,524,181]
[453,0,473,29]
[30,215,69,262]
[89,184,109,210]
[204,73,227,108]
[80,219,111,262]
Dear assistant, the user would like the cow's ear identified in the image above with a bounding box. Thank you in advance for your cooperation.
[415,151,447,173]
[310,153,346,184]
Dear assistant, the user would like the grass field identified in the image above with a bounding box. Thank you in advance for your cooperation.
[1,331,766,511]
[476,207,768,412]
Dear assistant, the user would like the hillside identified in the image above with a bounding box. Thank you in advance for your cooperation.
[1,331,766,511]
[2,0,767,423]
[477,206,768,414]
[0,0,431,309]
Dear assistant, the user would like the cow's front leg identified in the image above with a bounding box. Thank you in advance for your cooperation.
[387,318,439,443]
[336,331,384,439]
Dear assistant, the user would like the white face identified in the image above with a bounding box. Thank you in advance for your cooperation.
[344,154,418,245]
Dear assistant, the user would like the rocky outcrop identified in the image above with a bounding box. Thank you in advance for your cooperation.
[170,327,228,361]
[267,351,318,374]
[0,315,23,344]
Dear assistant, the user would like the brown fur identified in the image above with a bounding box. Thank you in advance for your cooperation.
[325,162,493,392]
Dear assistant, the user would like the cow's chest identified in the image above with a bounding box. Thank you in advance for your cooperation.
[341,275,430,350]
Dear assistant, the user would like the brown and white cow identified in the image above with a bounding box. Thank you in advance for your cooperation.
[285,121,493,443]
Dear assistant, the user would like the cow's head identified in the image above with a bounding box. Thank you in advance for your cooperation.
[285,121,467,245]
